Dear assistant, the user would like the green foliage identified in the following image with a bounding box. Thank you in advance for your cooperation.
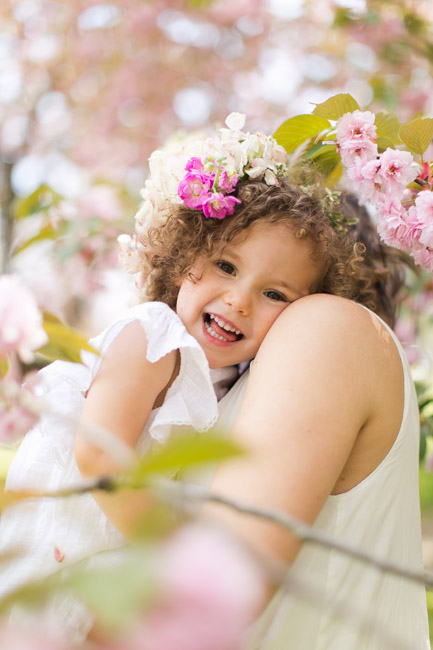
[37,312,98,363]
[131,431,244,482]
[12,184,62,220]
[374,112,401,146]
[273,115,331,153]
[312,93,360,121]
[399,116,433,156]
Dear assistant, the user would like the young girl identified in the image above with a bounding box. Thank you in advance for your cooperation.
[0,116,359,642]
[0,114,427,646]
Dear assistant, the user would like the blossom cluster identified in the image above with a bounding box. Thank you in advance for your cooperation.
[177,156,240,220]
[336,110,433,271]
[118,113,288,289]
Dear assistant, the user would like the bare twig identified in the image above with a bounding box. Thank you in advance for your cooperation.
[19,474,433,590]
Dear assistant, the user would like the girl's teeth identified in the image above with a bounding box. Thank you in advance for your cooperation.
[209,314,241,335]
[205,321,230,341]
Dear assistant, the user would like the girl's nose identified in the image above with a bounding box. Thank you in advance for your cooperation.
[224,288,251,316]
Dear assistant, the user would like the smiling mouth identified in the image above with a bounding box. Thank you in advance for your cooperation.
[203,313,244,342]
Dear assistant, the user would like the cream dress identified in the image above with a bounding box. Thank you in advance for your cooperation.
[212,307,430,650]
[0,301,229,642]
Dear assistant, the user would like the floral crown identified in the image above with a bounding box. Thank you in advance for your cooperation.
[118,113,289,288]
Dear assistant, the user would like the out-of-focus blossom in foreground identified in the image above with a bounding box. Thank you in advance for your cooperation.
[108,523,266,650]
[0,275,47,364]
[0,375,41,444]
[0,622,66,650]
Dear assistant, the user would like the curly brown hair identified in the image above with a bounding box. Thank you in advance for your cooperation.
[140,177,368,310]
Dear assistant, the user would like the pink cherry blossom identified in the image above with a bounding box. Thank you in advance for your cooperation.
[0,375,41,444]
[347,157,382,204]
[0,621,65,650]
[110,524,265,650]
[411,247,433,272]
[336,110,378,165]
[376,195,408,249]
[377,148,418,197]
[202,193,241,219]
[0,275,47,364]
[415,191,433,248]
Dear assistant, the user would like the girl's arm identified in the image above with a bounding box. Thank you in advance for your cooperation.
[206,294,397,568]
[74,320,179,538]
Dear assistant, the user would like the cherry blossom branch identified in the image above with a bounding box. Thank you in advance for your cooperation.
[20,473,433,590]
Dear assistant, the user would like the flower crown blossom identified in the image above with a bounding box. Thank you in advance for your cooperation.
[118,113,289,288]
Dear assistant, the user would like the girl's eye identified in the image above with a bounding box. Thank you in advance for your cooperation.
[217,261,236,276]
[264,290,287,302]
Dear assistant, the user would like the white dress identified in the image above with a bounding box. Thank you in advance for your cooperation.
[0,301,225,642]
[213,307,430,650]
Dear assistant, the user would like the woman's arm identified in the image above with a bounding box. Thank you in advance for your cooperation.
[207,294,380,566]
[74,320,179,538]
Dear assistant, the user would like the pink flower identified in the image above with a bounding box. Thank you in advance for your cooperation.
[0,375,40,444]
[376,195,409,249]
[347,157,382,204]
[0,624,64,650]
[202,193,241,219]
[178,172,214,209]
[377,148,418,197]
[411,247,433,272]
[217,169,238,193]
[0,275,47,363]
[415,191,433,248]
[112,524,265,650]
[185,157,204,172]
[336,110,378,165]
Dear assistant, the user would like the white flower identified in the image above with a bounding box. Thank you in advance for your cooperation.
[225,112,246,131]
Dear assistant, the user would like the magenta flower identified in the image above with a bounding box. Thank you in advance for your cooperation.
[217,169,238,193]
[378,148,418,197]
[178,172,214,209]
[202,193,241,219]
[185,157,204,172]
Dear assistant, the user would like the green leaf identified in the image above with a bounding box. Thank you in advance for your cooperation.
[12,224,60,256]
[12,184,62,220]
[132,432,244,480]
[37,313,99,363]
[273,115,331,154]
[374,112,401,144]
[0,356,8,378]
[399,116,433,156]
[421,400,433,420]
[305,145,342,181]
[312,93,360,120]
[376,137,398,153]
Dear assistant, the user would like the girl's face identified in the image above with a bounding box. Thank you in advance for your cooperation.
[176,222,323,369]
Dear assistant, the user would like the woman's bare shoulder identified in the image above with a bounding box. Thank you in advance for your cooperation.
[264,294,380,354]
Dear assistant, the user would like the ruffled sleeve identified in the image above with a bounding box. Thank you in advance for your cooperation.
[81,302,218,447]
